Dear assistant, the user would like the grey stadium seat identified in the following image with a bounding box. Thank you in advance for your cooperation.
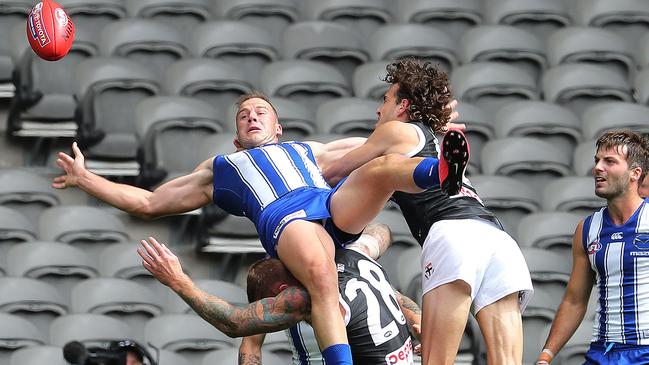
[145,314,240,364]
[638,33,649,70]
[165,279,247,314]
[0,0,41,98]
[542,64,633,117]
[38,205,129,249]
[451,62,539,116]
[49,313,134,348]
[188,21,279,85]
[0,169,59,223]
[7,22,95,138]
[98,19,188,77]
[164,58,253,115]
[574,0,649,45]
[135,96,223,187]
[260,60,351,112]
[315,97,377,137]
[125,0,211,37]
[59,0,127,45]
[484,0,572,42]
[99,242,164,295]
[480,137,572,193]
[0,277,67,335]
[224,96,317,140]
[522,248,571,312]
[368,24,457,74]
[156,349,191,365]
[261,330,292,355]
[542,176,606,216]
[71,278,163,343]
[459,25,546,82]
[10,346,68,365]
[395,245,422,297]
[202,348,286,365]
[635,68,649,106]
[581,102,649,141]
[212,0,299,44]
[547,27,635,81]
[469,175,541,236]
[299,0,391,43]
[0,313,46,365]
[352,61,390,100]
[494,101,581,159]
[282,21,369,81]
[573,140,596,177]
[7,241,98,301]
[0,206,36,263]
[392,0,482,42]
[372,209,418,248]
[74,57,161,175]
[517,212,582,256]
[454,102,493,175]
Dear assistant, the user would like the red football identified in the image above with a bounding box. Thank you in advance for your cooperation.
[26,0,75,61]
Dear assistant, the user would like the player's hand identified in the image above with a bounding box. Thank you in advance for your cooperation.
[414,343,421,356]
[138,236,190,291]
[52,142,87,189]
[441,99,465,132]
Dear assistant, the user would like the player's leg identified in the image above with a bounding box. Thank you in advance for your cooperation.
[475,293,523,365]
[329,129,470,234]
[420,280,472,365]
[276,220,351,364]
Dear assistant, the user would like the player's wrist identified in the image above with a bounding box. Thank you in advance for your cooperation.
[535,348,554,364]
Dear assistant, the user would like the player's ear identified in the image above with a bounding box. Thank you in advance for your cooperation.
[630,166,643,183]
[276,123,283,136]
[278,283,289,292]
[233,138,243,150]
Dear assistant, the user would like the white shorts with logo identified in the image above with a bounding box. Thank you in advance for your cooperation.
[420,218,533,314]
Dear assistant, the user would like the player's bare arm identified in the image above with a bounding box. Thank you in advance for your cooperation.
[138,237,310,337]
[53,142,214,219]
[306,137,367,173]
[322,121,421,186]
[395,291,422,338]
[239,335,264,365]
[537,221,595,364]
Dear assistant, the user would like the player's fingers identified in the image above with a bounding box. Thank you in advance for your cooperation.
[447,99,458,110]
[72,142,84,161]
[58,152,74,164]
[140,239,159,261]
[147,237,166,257]
[137,248,155,267]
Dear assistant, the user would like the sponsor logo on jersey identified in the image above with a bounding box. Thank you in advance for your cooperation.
[273,209,306,239]
[611,232,623,240]
[29,2,51,48]
[385,337,413,365]
[587,241,601,255]
[337,263,345,273]
[633,234,649,250]
[424,262,433,280]
[55,8,68,27]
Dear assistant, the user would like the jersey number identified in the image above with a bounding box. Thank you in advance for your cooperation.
[344,259,406,346]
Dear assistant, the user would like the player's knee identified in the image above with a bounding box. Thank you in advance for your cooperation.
[303,260,339,299]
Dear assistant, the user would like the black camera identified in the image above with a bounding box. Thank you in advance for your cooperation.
[63,340,157,365]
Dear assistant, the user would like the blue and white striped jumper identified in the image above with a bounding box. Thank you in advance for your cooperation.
[583,198,649,344]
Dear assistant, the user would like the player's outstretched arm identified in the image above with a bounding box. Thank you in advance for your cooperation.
[536,221,594,364]
[138,237,310,337]
[239,334,264,365]
[395,291,422,340]
[53,142,213,219]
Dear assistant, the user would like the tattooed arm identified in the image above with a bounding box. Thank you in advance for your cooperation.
[239,334,264,365]
[138,237,311,337]
[395,290,422,340]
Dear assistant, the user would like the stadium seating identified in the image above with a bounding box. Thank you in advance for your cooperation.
[635,68,649,105]
[558,318,595,365]
[0,313,46,365]
[459,25,546,82]
[299,0,392,42]
[0,169,59,222]
[352,61,390,100]
[58,0,127,45]
[124,0,211,37]
[573,140,596,177]
[484,0,572,41]
[494,101,581,158]
[134,95,223,187]
[188,21,279,85]
[454,101,493,175]
[282,21,369,81]
[260,60,352,112]
[542,176,606,216]
[521,286,557,363]
[393,0,482,42]
[315,97,377,136]
[0,206,36,261]
[581,102,649,141]
[368,24,457,73]
[517,212,582,256]
[165,279,247,314]
[9,346,68,365]
[49,313,134,348]
[573,0,649,45]
[98,242,165,296]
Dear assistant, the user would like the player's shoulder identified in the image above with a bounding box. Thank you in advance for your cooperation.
[371,120,419,144]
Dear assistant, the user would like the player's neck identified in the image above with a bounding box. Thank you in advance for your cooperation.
[606,191,644,226]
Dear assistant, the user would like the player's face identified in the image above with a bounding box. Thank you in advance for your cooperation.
[126,352,143,365]
[376,84,406,125]
[235,98,282,149]
[593,146,634,199]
